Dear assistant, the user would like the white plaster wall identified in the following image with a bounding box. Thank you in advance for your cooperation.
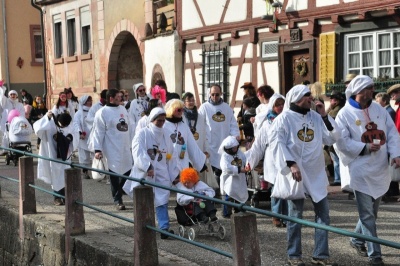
[286,0,308,12]
[257,61,279,91]
[182,0,204,31]
[316,0,339,7]
[144,32,182,94]
[223,1,247,23]
[253,0,268,18]
[197,0,227,26]
[230,44,253,59]
[185,49,202,64]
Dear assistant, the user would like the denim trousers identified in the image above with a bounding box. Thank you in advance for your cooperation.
[271,185,288,218]
[156,203,170,230]
[351,190,382,259]
[109,169,130,204]
[287,197,330,259]
[329,151,341,183]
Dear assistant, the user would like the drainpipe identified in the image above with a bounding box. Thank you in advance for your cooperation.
[31,0,47,103]
[2,0,11,92]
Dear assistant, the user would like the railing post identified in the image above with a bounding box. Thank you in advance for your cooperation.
[19,156,36,240]
[231,212,261,266]
[134,185,158,265]
[64,168,85,263]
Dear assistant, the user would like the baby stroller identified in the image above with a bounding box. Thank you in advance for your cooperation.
[175,201,226,241]
[4,116,32,166]
[247,163,271,208]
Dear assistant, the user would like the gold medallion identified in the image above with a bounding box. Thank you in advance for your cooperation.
[193,132,199,140]
[355,120,361,126]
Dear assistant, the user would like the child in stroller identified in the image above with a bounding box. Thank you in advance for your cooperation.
[4,110,32,165]
[175,168,226,240]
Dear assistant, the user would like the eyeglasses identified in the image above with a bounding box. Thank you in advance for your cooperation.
[211,93,220,97]
[137,89,145,93]
[124,95,129,97]
[303,92,312,97]
[176,108,183,112]
[155,119,165,123]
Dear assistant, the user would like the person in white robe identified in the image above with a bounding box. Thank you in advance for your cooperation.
[0,88,25,154]
[86,89,107,132]
[176,168,217,224]
[198,84,240,192]
[123,107,179,239]
[134,98,162,135]
[246,94,286,227]
[33,111,74,206]
[252,85,276,135]
[219,136,249,218]
[73,95,93,179]
[51,91,75,118]
[92,89,133,210]
[335,75,400,264]
[268,85,339,266]
[128,83,150,136]
[164,99,206,172]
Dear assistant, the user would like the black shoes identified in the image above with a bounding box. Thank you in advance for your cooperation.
[116,203,126,210]
[330,182,341,186]
[54,198,64,206]
[369,257,385,266]
[160,229,174,239]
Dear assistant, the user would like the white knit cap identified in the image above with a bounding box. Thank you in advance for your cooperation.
[283,85,310,111]
[133,83,145,92]
[345,75,373,100]
[8,90,18,97]
[218,136,239,155]
[148,107,166,122]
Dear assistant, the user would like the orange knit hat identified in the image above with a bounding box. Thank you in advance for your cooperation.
[180,168,199,184]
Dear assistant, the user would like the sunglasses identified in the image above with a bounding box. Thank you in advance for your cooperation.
[124,95,129,97]
[176,108,183,112]
[211,93,220,97]
[137,89,145,93]
[303,92,312,97]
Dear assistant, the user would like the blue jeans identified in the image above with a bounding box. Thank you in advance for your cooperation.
[271,185,288,218]
[156,203,170,230]
[329,151,341,183]
[351,191,382,259]
[287,197,330,259]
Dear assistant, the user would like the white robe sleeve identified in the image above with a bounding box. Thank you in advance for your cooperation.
[33,115,54,139]
[228,109,240,138]
[92,110,106,152]
[131,130,152,173]
[245,125,269,169]
[186,126,206,171]
[176,182,195,206]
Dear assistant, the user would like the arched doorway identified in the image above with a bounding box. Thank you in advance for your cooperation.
[107,31,143,91]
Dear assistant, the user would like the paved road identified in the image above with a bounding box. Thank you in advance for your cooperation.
[1,140,400,265]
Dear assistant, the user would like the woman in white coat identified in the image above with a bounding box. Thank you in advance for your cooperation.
[34,111,74,205]
[163,99,207,172]
[123,107,180,239]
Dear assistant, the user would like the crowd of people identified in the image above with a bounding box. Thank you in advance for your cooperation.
[1,76,400,266]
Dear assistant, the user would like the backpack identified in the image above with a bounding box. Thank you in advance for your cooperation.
[52,115,73,161]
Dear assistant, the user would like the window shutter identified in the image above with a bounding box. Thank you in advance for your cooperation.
[319,32,336,93]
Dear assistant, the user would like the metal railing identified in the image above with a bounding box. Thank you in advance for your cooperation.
[1,146,400,265]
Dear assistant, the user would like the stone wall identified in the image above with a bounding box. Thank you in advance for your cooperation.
[0,203,133,266]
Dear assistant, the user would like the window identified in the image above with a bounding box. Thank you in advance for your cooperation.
[66,11,76,57]
[80,6,91,54]
[53,14,62,58]
[201,43,229,103]
[344,29,400,79]
[30,25,43,65]
[260,40,279,61]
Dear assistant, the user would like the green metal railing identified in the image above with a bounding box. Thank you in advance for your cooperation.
[1,145,400,259]
[325,79,400,95]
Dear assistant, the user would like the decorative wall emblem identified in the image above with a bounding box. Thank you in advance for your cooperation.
[290,29,302,42]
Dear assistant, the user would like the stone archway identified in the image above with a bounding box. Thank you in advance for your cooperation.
[105,20,144,90]
[151,63,165,88]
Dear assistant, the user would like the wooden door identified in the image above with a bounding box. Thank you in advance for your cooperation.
[283,49,311,94]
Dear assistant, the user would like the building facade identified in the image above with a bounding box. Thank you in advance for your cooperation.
[0,0,44,98]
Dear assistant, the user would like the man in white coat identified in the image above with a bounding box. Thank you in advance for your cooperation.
[335,75,400,266]
[198,84,240,192]
[269,85,339,266]
[92,89,133,210]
